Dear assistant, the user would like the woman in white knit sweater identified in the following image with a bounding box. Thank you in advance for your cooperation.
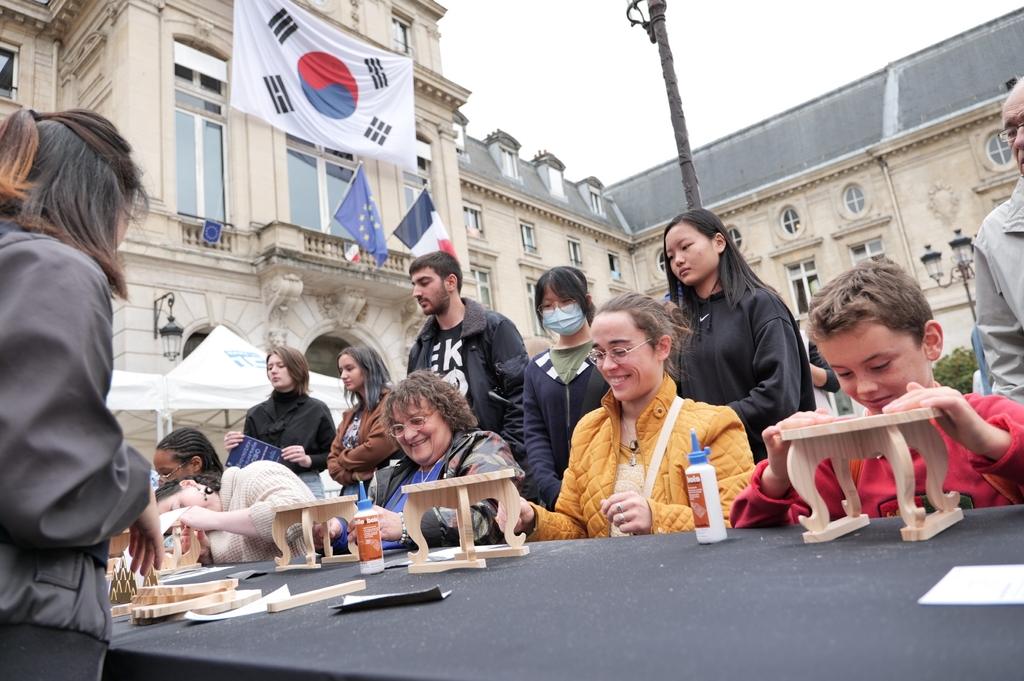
[155,461,314,563]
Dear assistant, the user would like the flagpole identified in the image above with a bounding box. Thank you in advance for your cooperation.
[332,160,364,219]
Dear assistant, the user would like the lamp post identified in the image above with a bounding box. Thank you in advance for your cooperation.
[626,0,701,210]
[153,292,184,361]
[919,229,977,322]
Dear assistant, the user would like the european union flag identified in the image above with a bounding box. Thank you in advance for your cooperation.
[333,165,387,268]
[202,219,222,244]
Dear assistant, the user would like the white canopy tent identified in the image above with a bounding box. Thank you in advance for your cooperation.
[108,326,350,457]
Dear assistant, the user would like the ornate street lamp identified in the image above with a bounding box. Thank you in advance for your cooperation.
[153,292,184,361]
[919,229,977,322]
[626,0,701,209]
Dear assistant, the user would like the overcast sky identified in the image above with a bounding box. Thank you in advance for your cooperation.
[437,1,1022,187]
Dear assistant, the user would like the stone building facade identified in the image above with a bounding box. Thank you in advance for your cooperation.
[1,0,1022,392]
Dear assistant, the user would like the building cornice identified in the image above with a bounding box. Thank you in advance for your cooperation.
[414,64,469,112]
[459,174,631,247]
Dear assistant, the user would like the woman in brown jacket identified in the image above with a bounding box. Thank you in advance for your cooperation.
[328,346,400,495]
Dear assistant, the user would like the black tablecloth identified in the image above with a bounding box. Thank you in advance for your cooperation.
[106,506,1024,681]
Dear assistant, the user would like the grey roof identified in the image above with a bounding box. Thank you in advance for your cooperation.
[607,8,1024,234]
[458,136,629,234]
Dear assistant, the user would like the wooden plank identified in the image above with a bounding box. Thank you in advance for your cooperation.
[781,408,938,441]
[271,495,357,514]
[266,579,366,613]
[801,514,871,543]
[111,603,134,618]
[131,589,239,622]
[135,579,238,598]
[189,589,262,615]
[901,508,964,541]
[401,468,514,494]
[409,558,487,574]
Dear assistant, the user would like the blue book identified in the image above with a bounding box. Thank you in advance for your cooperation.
[226,436,282,469]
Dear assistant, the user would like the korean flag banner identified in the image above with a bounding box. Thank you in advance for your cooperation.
[232,0,416,171]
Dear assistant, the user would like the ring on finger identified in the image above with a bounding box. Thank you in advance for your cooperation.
[616,503,624,514]
[619,513,626,525]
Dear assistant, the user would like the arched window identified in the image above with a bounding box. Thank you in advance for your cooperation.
[305,335,351,377]
[728,228,742,249]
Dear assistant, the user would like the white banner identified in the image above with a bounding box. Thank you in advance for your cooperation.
[232,0,416,170]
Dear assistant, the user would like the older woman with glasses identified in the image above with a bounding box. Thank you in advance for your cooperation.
[500,292,754,540]
[318,370,523,552]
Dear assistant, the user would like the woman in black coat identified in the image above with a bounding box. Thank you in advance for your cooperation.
[224,345,336,497]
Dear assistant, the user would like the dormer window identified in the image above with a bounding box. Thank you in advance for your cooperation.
[548,167,564,197]
[588,187,604,215]
[501,149,519,179]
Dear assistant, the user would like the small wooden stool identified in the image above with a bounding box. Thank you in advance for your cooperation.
[159,522,202,575]
[783,407,962,543]
[402,468,529,573]
[270,495,359,571]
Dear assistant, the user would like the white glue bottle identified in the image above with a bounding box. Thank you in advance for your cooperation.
[685,428,727,544]
[351,480,384,574]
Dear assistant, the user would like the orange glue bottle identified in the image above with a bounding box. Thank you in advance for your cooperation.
[685,428,727,544]
[351,480,384,574]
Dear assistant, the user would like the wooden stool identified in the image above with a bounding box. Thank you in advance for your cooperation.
[270,495,359,571]
[158,522,202,575]
[402,469,529,573]
[783,407,962,543]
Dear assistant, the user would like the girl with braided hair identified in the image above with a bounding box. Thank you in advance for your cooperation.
[153,427,226,482]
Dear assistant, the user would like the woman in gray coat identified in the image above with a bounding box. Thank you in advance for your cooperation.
[0,110,162,680]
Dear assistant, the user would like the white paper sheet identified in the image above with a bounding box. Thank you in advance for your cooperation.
[183,585,291,621]
[161,565,236,582]
[159,507,190,534]
[918,565,1024,605]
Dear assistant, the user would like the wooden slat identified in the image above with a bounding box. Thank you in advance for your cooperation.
[266,579,366,613]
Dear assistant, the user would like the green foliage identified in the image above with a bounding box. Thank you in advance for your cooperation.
[932,347,978,395]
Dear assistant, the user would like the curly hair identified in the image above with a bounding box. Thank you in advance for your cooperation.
[380,370,477,439]
[154,473,222,503]
[156,427,224,475]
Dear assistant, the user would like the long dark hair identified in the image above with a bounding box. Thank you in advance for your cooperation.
[156,428,225,476]
[663,208,773,327]
[338,346,392,412]
[533,266,595,327]
[0,109,148,299]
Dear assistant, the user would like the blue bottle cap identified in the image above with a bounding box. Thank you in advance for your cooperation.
[689,428,710,465]
[356,480,373,512]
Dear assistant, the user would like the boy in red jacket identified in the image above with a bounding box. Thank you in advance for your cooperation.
[731,257,1024,527]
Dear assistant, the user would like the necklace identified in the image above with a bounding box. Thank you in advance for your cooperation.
[621,418,641,467]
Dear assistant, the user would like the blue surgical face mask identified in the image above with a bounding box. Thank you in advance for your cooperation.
[542,302,586,336]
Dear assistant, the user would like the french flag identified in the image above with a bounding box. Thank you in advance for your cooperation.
[393,191,457,259]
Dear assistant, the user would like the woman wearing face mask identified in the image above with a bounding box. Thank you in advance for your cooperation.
[522,267,609,510]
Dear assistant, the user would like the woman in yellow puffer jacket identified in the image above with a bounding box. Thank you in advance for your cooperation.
[499,292,754,539]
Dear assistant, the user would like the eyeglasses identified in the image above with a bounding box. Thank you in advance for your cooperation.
[587,339,652,366]
[158,460,189,482]
[537,300,577,317]
[389,411,435,438]
[999,125,1021,144]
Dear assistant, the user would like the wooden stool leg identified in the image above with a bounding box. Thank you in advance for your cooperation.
[882,426,926,528]
[833,455,863,519]
[272,511,295,569]
[456,486,476,562]
[788,441,830,532]
[901,421,960,512]
[501,479,527,549]
[403,494,431,566]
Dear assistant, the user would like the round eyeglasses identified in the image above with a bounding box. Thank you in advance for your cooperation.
[389,412,435,438]
[586,339,652,365]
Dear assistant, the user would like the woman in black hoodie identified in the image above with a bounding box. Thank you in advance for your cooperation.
[663,208,815,462]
